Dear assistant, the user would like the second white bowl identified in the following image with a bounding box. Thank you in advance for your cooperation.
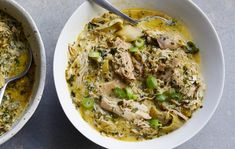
[0,0,46,145]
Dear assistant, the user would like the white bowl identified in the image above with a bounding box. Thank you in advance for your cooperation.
[54,0,225,148]
[0,0,46,145]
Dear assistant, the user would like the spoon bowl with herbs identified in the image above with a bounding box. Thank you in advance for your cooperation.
[0,47,32,104]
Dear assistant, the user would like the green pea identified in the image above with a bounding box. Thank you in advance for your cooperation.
[134,38,145,48]
[149,119,162,129]
[146,75,158,89]
[82,98,94,109]
[114,87,126,99]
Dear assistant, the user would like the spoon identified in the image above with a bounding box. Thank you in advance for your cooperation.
[0,49,33,104]
[91,0,173,25]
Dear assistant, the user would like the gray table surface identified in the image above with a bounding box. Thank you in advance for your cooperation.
[1,0,235,148]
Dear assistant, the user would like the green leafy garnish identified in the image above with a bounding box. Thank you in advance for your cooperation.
[87,22,98,30]
[184,41,199,54]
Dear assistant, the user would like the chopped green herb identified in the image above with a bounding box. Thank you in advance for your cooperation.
[110,48,117,55]
[184,41,199,54]
[67,75,75,86]
[87,22,98,30]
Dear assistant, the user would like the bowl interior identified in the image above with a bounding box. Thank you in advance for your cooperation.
[0,1,46,145]
[54,0,224,148]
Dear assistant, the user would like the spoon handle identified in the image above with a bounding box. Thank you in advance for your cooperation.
[0,83,7,104]
[91,0,138,25]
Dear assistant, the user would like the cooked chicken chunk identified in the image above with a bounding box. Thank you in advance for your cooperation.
[114,37,132,51]
[113,51,136,81]
[169,109,189,121]
[100,96,151,121]
[146,30,185,49]
[99,80,125,96]
[131,56,143,76]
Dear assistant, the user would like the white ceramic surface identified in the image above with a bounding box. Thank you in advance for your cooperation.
[54,0,225,148]
[0,0,46,145]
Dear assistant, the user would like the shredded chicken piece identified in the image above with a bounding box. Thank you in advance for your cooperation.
[113,37,132,51]
[75,52,89,86]
[131,56,143,76]
[169,109,189,121]
[133,119,150,128]
[68,44,79,61]
[187,86,197,97]
[146,30,185,49]
[99,80,125,96]
[184,99,203,111]
[100,96,151,121]
[113,51,136,81]
[160,102,188,121]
